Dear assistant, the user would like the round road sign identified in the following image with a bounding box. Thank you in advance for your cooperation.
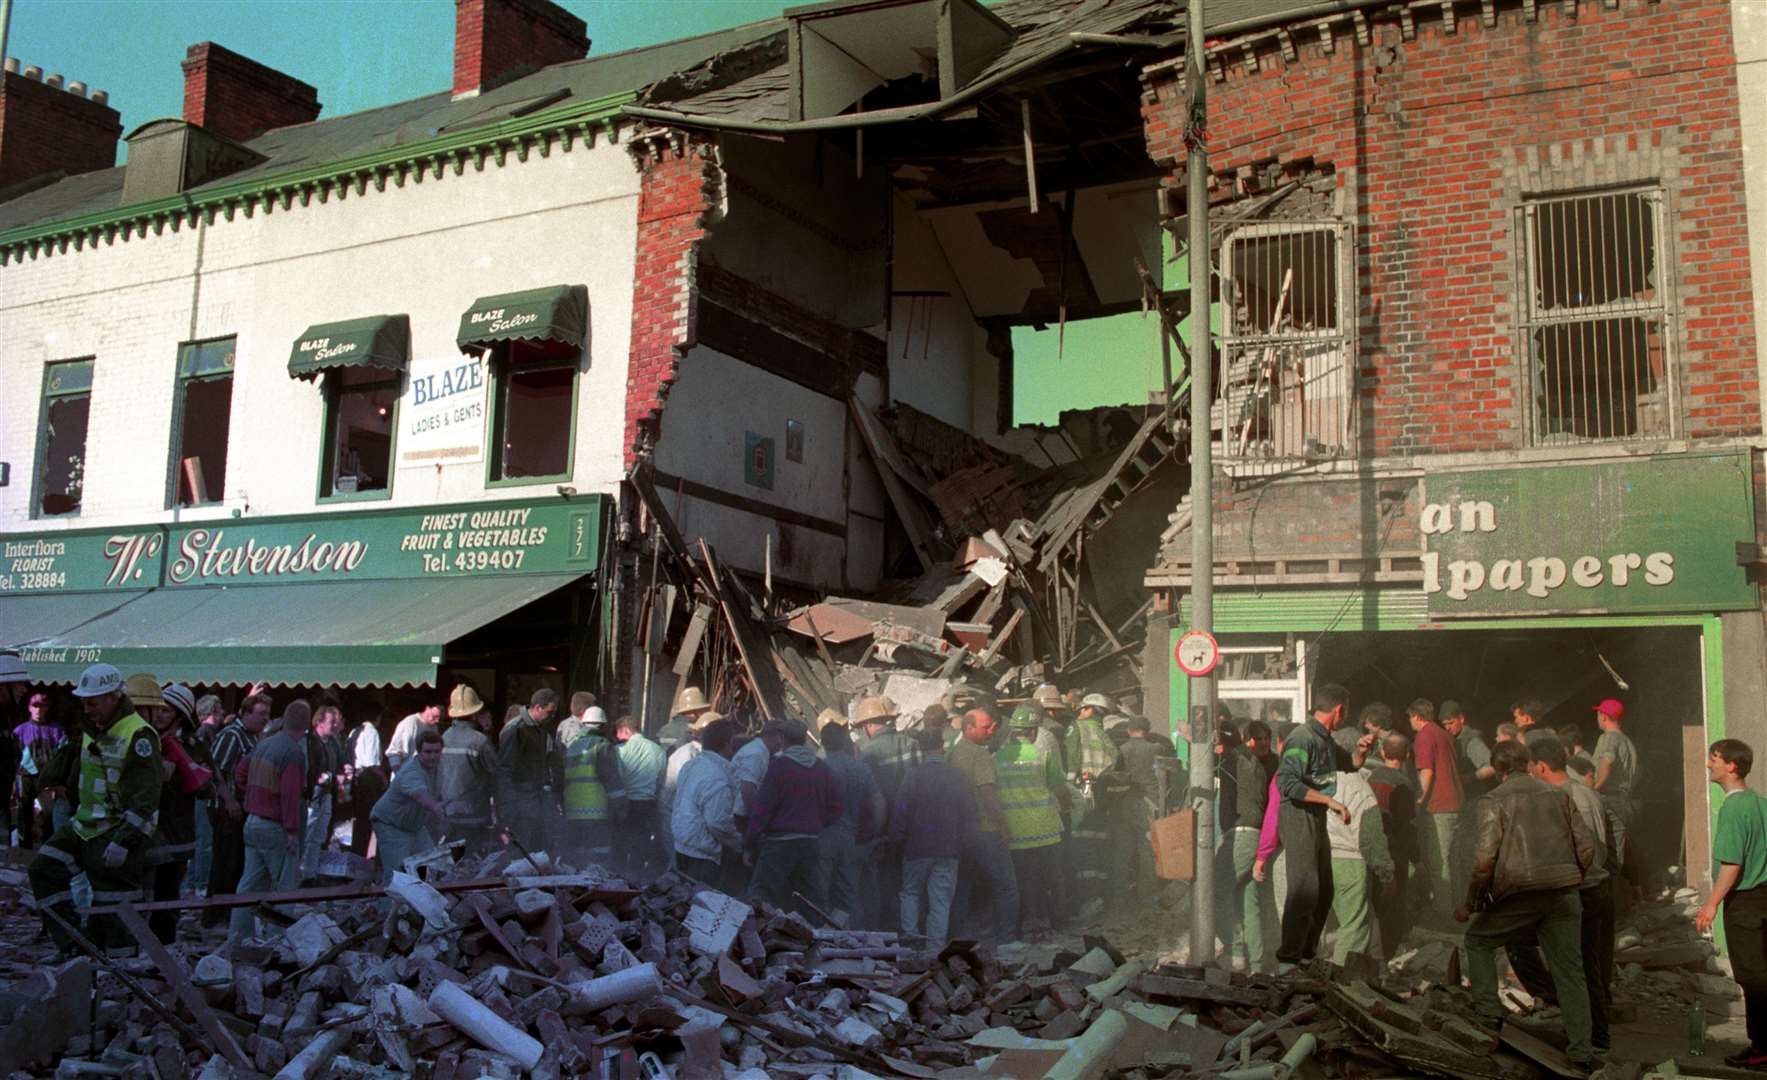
[1174,630,1220,677]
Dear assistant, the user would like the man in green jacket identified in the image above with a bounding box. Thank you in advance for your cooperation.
[29,663,163,957]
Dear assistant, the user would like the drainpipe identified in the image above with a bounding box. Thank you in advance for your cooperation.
[0,0,13,73]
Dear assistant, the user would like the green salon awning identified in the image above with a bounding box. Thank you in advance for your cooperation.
[4,572,587,688]
[456,284,588,354]
[288,314,411,380]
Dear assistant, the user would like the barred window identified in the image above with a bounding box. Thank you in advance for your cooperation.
[1517,189,1672,444]
[1216,221,1354,460]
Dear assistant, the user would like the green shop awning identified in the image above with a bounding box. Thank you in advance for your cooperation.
[5,572,587,688]
[456,285,587,354]
[289,314,411,380]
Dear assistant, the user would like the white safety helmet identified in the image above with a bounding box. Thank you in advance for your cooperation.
[72,663,124,698]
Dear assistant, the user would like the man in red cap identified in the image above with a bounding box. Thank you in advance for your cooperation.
[1591,698,1638,902]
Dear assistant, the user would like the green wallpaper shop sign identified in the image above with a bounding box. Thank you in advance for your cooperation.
[1421,453,1757,617]
[0,495,604,595]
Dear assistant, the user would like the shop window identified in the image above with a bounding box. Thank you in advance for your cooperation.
[1518,189,1672,444]
[1217,221,1354,460]
[488,339,577,483]
[319,365,399,500]
[169,337,235,507]
[35,358,94,517]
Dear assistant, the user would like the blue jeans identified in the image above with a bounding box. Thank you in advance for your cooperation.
[900,857,959,945]
[818,827,867,926]
[956,831,1019,944]
[230,816,297,941]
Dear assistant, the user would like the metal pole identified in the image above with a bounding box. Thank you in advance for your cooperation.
[1185,0,1218,965]
[0,0,13,74]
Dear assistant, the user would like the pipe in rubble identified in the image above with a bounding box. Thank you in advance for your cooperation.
[1044,1009,1129,1080]
[428,980,545,1071]
[1218,1032,1319,1080]
[564,961,665,1015]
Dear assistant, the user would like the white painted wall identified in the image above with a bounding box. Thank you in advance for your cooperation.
[0,138,639,532]
[1734,1,1767,430]
[651,345,886,593]
[885,193,981,434]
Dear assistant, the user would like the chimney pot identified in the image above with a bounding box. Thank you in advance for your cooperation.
[0,62,124,193]
[91,89,109,105]
[452,0,589,101]
[67,80,87,97]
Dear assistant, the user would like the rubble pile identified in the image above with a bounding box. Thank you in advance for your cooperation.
[0,843,1731,1080]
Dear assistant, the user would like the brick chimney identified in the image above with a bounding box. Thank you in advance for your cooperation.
[0,66,123,193]
[181,42,320,144]
[453,0,589,101]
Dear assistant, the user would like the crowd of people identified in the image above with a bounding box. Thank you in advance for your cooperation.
[1219,685,1712,1071]
[9,657,1767,1073]
[3,664,1184,955]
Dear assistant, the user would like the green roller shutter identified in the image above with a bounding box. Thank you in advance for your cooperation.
[1180,587,1428,633]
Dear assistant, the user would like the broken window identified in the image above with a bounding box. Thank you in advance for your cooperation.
[36,358,93,517]
[170,338,234,507]
[1217,221,1354,459]
[488,339,577,483]
[319,365,398,499]
[1519,189,1672,443]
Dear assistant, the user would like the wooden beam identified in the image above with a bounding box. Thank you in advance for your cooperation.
[1021,98,1039,214]
[117,903,254,1073]
[84,877,637,916]
[848,396,937,574]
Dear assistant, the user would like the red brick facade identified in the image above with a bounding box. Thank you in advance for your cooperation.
[181,42,320,145]
[0,70,122,191]
[624,136,721,467]
[1142,0,1759,457]
[452,0,587,100]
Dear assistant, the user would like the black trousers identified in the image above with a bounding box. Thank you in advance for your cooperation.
[1513,878,1617,1048]
[677,854,724,888]
[1276,801,1333,963]
[1373,858,1412,959]
[150,859,188,944]
[202,809,246,927]
[1726,884,1767,1052]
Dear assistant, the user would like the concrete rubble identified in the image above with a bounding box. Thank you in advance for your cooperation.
[0,846,1741,1079]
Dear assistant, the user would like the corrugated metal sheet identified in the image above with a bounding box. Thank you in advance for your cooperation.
[7,572,587,686]
[1180,587,1428,633]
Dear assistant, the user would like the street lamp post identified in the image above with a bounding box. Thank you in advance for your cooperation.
[1184,0,1218,965]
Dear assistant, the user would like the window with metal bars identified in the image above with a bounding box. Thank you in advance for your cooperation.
[1517,188,1672,444]
[1216,221,1355,460]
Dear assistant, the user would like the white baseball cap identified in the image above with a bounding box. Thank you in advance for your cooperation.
[72,663,124,698]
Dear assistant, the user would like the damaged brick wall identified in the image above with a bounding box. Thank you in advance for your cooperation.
[1205,473,1423,565]
[1142,0,1760,456]
[624,133,722,468]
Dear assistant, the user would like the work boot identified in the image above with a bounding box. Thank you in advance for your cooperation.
[1723,1048,1767,1071]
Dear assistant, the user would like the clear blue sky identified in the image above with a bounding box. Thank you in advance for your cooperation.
[5,0,795,158]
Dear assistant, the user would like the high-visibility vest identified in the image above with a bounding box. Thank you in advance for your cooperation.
[995,739,1062,851]
[74,711,159,842]
[563,734,611,822]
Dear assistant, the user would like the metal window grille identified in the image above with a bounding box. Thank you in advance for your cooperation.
[1216,221,1355,460]
[1517,189,1673,444]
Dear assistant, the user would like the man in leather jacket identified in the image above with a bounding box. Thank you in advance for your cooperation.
[1455,738,1598,1069]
